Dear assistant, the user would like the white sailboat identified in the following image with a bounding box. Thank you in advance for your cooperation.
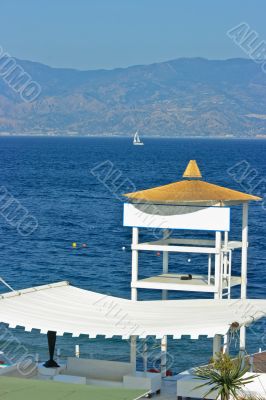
[133,130,144,146]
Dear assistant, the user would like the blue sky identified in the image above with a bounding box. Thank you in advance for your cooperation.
[1,0,265,70]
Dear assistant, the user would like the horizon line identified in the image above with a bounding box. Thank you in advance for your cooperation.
[13,55,253,73]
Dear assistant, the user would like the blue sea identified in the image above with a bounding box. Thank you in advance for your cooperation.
[0,137,265,373]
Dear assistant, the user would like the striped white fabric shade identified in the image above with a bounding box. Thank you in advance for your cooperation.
[0,281,265,339]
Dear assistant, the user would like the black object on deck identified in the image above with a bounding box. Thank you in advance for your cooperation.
[43,330,60,368]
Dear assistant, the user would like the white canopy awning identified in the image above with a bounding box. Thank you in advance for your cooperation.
[0,281,266,339]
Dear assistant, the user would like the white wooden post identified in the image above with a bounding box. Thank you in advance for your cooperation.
[223,231,229,276]
[75,344,80,358]
[213,334,222,359]
[240,203,248,351]
[241,203,248,298]
[130,335,137,373]
[161,229,169,376]
[223,332,229,354]
[143,340,148,374]
[131,227,139,372]
[161,335,167,377]
[227,250,232,298]
[214,231,222,299]
[162,229,170,300]
[131,227,139,301]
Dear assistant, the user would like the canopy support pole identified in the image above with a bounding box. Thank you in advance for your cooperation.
[161,335,167,377]
[143,340,148,374]
[213,334,222,359]
[240,203,249,352]
[131,227,139,301]
[130,335,137,374]
[44,331,59,368]
[214,231,222,299]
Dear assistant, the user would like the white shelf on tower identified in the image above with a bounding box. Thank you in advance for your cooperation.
[132,273,241,293]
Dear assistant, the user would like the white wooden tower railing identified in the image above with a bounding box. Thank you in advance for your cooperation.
[123,160,260,377]
[125,202,250,376]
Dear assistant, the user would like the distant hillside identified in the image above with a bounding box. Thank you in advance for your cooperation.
[0,57,266,136]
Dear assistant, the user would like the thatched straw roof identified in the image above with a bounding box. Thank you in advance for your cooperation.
[124,160,261,205]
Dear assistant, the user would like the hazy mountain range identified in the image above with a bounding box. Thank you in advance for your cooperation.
[0,57,266,137]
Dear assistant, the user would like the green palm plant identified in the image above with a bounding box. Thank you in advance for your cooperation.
[193,353,257,400]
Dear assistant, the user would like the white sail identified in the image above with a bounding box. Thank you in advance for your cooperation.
[133,131,140,143]
[133,130,144,145]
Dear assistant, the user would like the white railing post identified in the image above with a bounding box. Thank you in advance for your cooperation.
[131,227,139,375]
[208,254,212,284]
[214,231,222,299]
[131,227,139,301]
[162,229,170,300]
[161,229,170,378]
[240,203,248,352]
[241,203,248,299]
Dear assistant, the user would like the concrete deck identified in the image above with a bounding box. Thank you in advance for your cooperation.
[2,352,266,400]
[0,376,145,400]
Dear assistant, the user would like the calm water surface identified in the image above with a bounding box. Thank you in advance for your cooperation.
[0,137,265,373]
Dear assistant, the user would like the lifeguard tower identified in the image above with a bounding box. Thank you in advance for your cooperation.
[0,160,266,397]
[123,160,261,374]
